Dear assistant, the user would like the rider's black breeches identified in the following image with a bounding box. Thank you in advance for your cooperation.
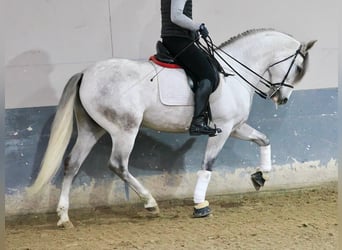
[162,37,218,91]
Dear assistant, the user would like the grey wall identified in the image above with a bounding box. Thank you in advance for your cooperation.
[5,1,338,215]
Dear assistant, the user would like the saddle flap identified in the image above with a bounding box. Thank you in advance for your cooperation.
[156,69,223,107]
[156,68,194,106]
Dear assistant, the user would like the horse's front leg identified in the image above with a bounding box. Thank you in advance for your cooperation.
[231,123,271,190]
[193,124,233,218]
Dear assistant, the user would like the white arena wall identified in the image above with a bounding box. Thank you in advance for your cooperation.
[5,0,338,215]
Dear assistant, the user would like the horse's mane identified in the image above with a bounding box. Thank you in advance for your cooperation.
[218,28,276,48]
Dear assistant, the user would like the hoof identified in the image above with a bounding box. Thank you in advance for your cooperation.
[57,220,74,229]
[193,200,211,218]
[251,171,266,191]
[145,206,160,215]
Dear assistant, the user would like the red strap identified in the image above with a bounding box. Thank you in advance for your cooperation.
[149,55,181,69]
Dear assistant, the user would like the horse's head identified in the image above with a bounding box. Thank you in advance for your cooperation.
[267,40,316,105]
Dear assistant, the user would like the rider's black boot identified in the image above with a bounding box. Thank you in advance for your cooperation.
[189,79,221,137]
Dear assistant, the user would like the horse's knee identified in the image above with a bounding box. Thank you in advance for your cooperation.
[262,137,270,146]
[253,136,270,147]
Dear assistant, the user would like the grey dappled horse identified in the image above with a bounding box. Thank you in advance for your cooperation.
[28,29,315,227]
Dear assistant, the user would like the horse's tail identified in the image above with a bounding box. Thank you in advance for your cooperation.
[27,73,83,195]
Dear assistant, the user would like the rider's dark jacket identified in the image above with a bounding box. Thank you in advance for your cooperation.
[161,0,197,39]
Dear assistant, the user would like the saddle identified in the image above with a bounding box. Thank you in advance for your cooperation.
[150,41,197,88]
[154,41,178,65]
[150,41,224,92]
[149,41,225,122]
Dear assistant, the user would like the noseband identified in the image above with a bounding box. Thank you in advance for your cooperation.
[267,46,304,98]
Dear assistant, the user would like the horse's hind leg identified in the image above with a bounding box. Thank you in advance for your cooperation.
[231,123,271,190]
[57,103,105,228]
[108,129,159,214]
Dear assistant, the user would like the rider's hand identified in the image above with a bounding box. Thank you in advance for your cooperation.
[199,23,209,38]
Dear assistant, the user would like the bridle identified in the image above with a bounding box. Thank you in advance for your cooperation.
[266,46,305,98]
[199,36,305,99]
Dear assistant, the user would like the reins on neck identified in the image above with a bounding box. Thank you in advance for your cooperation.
[198,36,303,99]
[196,36,231,78]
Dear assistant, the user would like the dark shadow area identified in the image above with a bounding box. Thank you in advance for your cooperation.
[5,49,56,193]
[5,107,56,192]
[130,131,196,175]
[81,130,196,206]
[6,50,58,108]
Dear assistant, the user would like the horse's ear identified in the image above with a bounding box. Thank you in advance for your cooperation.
[305,40,317,51]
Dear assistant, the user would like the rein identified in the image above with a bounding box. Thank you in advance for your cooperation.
[199,36,303,99]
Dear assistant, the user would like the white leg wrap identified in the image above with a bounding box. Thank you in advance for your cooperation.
[260,145,272,172]
[193,170,212,204]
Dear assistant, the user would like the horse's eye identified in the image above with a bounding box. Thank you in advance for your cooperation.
[296,66,303,74]
[293,65,305,83]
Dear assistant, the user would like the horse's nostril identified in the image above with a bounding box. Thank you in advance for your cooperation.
[282,98,288,104]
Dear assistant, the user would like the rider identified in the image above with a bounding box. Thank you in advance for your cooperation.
[160,0,221,137]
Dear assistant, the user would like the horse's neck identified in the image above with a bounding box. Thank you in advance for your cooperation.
[218,30,299,94]
[220,31,299,75]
